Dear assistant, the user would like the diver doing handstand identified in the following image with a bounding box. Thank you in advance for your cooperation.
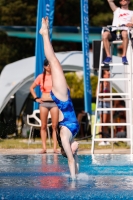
[39,17,79,180]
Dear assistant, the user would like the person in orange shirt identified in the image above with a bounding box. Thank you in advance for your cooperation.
[30,59,59,154]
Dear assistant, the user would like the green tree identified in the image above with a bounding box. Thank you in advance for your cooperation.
[0,0,37,25]
[90,75,98,97]
[0,0,37,72]
[65,72,98,98]
[65,72,84,98]
[54,0,80,26]
[0,31,35,72]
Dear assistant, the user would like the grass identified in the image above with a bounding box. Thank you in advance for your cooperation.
[78,141,130,150]
[0,137,130,150]
[0,138,43,149]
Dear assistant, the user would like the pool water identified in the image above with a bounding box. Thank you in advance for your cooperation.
[0,154,133,200]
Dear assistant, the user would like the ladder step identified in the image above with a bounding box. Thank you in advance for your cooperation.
[98,93,130,96]
[112,41,123,44]
[92,38,133,155]
[101,63,128,67]
[95,123,130,126]
[99,98,130,101]
[97,108,129,111]
[93,138,131,142]
[99,78,130,81]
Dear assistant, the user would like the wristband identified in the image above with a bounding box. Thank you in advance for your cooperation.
[34,97,39,102]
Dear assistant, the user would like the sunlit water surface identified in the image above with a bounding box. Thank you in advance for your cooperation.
[0,154,133,199]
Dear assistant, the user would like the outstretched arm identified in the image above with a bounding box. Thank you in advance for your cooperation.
[107,0,117,12]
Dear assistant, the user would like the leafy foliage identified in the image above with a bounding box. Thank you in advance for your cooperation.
[54,0,80,26]
[65,72,84,98]
[0,0,37,72]
[0,31,35,72]
[65,72,98,98]
[0,0,37,25]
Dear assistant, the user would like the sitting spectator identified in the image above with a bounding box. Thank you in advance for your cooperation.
[113,98,126,138]
[77,110,90,138]
[113,99,126,121]
[102,0,133,65]
[115,116,126,138]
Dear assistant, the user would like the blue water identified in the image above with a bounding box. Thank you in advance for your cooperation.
[0,154,133,200]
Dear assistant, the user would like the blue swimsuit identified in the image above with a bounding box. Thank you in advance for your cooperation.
[50,90,79,137]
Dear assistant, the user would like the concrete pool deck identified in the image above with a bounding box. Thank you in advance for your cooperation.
[0,148,130,155]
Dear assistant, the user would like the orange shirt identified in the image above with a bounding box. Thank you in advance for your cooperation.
[34,74,52,93]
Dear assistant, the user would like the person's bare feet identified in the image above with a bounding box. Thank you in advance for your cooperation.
[53,149,60,154]
[39,149,47,154]
[39,17,49,35]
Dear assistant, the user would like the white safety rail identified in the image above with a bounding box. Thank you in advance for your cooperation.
[91,27,133,154]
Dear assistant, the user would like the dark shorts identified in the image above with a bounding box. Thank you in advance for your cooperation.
[39,101,57,110]
[109,31,120,41]
[110,31,116,42]
[105,30,122,41]
[116,131,126,138]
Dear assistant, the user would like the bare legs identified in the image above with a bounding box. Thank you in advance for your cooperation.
[102,31,112,57]
[40,107,49,152]
[100,112,110,133]
[102,30,129,57]
[40,106,59,152]
[121,31,129,57]
[50,107,59,153]
[71,140,79,174]
[60,127,78,179]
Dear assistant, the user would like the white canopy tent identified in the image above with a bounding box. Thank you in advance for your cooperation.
[0,51,126,115]
[0,51,93,114]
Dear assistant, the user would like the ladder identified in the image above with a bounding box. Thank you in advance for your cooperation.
[91,27,133,154]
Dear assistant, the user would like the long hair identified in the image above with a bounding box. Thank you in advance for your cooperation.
[56,127,67,158]
[43,59,49,88]
[43,69,46,88]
